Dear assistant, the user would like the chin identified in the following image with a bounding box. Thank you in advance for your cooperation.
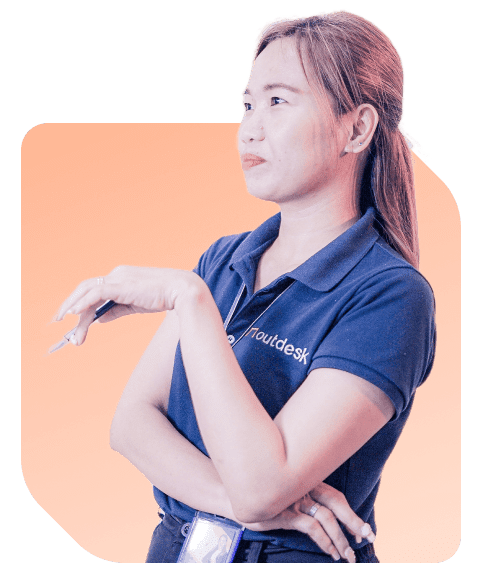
[245,177,309,206]
[244,171,286,203]
[245,181,281,203]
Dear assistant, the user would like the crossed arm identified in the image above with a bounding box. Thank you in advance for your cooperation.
[57,266,394,560]
[175,281,395,522]
[109,310,234,517]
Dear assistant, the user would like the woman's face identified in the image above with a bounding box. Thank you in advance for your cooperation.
[238,38,348,205]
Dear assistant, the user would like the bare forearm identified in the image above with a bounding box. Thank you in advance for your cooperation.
[174,281,390,523]
[110,400,236,519]
[176,282,290,520]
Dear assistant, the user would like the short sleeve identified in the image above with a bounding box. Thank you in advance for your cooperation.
[192,232,251,280]
[309,267,436,418]
[192,237,223,278]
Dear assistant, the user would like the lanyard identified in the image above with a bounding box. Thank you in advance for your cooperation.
[223,282,246,330]
[223,279,295,349]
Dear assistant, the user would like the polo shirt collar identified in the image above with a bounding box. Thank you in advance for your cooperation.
[230,207,379,292]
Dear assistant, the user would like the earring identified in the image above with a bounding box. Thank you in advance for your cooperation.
[358,142,363,146]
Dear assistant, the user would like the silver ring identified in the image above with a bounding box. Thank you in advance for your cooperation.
[97,277,104,285]
[308,502,322,518]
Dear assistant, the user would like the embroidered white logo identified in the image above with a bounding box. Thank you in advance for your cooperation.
[227,328,309,364]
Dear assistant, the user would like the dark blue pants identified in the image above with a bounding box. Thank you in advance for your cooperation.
[145,513,380,563]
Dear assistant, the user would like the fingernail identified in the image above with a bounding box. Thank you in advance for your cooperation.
[330,550,340,561]
[345,547,355,562]
[356,535,362,543]
[361,522,376,542]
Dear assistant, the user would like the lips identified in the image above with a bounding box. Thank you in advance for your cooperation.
[241,153,267,171]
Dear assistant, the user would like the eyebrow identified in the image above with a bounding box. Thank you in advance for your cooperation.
[244,83,303,95]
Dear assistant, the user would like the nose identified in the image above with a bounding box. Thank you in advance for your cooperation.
[239,117,265,144]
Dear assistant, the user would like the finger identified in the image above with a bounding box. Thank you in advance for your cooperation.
[70,301,104,345]
[340,520,373,544]
[359,523,375,543]
[67,285,114,317]
[310,484,375,543]
[55,278,102,321]
[291,513,341,561]
[316,507,357,562]
[68,302,132,346]
[340,524,361,545]
[301,498,354,562]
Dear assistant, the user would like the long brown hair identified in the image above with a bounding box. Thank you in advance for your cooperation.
[256,12,419,268]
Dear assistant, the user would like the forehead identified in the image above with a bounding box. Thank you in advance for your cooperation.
[246,38,310,92]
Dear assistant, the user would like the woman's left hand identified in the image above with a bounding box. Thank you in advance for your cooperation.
[54,266,201,345]
[242,483,375,563]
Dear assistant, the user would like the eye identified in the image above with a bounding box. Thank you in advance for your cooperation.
[271,97,287,106]
[244,102,253,111]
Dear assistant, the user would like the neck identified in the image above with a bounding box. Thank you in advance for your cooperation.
[272,188,359,266]
[271,145,365,264]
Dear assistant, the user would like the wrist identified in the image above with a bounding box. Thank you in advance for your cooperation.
[172,272,213,315]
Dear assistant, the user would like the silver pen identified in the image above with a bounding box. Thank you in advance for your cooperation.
[48,300,117,354]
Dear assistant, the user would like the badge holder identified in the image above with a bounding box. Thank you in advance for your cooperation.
[176,512,245,563]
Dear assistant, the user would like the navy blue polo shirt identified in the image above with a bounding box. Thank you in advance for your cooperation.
[155,208,436,553]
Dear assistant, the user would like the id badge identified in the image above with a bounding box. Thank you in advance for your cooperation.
[176,512,245,563]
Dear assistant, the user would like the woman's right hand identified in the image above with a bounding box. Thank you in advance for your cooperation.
[53,265,203,345]
[242,482,375,563]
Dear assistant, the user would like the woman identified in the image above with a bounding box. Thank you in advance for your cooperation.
[55,12,435,563]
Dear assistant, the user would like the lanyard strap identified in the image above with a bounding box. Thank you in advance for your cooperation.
[223,280,296,349]
[223,282,246,330]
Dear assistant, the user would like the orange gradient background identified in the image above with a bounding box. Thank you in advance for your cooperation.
[22,124,460,563]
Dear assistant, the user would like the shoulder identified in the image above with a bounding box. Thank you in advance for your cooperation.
[311,237,436,412]
[193,232,250,279]
[329,234,437,370]
[193,213,281,280]
[349,235,435,312]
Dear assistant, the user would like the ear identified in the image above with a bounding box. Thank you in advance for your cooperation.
[344,104,379,153]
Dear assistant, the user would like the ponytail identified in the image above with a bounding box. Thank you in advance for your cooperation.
[361,125,419,268]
